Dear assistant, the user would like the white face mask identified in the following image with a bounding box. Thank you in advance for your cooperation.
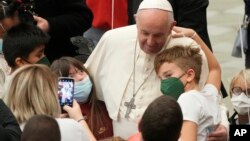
[231,92,250,115]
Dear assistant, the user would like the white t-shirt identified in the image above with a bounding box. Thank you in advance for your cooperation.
[177,84,221,141]
[20,118,90,141]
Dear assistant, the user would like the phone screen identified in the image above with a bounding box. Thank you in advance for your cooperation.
[58,77,74,108]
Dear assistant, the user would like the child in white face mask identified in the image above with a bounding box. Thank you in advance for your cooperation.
[229,69,250,125]
[50,57,113,140]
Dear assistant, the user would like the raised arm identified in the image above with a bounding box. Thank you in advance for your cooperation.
[172,26,221,91]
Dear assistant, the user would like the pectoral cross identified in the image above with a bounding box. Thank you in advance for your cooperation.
[124,97,136,118]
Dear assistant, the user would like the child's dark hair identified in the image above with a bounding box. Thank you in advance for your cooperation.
[139,95,183,141]
[3,23,49,67]
[21,115,61,141]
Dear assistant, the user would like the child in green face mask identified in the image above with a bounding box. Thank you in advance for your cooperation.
[154,27,222,141]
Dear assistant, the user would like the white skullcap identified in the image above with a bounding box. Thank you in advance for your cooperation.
[138,0,173,12]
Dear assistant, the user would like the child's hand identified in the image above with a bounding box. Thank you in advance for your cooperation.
[172,26,196,38]
[207,124,228,141]
[63,99,84,121]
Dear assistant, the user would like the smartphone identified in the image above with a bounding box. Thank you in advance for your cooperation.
[58,77,74,109]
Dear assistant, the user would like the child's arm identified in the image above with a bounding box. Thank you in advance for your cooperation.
[172,26,221,91]
[181,121,198,141]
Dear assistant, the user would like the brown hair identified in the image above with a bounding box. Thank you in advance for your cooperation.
[154,45,202,83]
[50,57,106,135]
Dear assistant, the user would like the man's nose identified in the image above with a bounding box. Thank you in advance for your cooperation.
[146,36,156,46]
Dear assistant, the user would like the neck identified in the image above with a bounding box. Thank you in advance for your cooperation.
[184,82,199,92]
[238,114,249,124]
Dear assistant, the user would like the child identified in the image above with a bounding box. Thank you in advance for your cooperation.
[140,95,183,141]
[128,95,183,141]
[21,115,61,141]
[50,57,113,140]
[2,23,50,73]
[229,69,250,125]
[154,32,221,140]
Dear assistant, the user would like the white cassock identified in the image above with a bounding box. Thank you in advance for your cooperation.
[85,25,209,139]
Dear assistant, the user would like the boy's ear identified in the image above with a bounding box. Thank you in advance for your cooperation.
[186,69,195,83]
[15,57,25,67]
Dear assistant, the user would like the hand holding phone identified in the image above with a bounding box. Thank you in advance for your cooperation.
[58,77,74,109]
[63,99,85,121]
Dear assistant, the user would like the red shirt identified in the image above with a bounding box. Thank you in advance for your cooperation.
[86,0,128,30]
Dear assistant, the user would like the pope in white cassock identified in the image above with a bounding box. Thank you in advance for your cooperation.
[85,0,227,139]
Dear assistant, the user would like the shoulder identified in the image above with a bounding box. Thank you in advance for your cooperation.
[56,118,89,141]
[201,84,219,95]
[178,91,202,107]
[104,25,137,38]
[97,25,137,49]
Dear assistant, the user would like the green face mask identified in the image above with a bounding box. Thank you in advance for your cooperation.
[160,77,185,100]
[36,57,51,66]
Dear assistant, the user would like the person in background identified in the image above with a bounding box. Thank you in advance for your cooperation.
[0,1,19,87]
[2,23,50,73]
[229,69,250,125]
[83,0,128,46]
[244,0,250,68]
[21,115,61,141]
[139,95,183,141]
[32,0,93,62]
[0,99,21,141]
[51,57,113,140]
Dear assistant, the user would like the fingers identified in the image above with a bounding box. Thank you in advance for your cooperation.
[33,15,40,22]
[60,113,68,118]
[172,26,182,32]
[72,99,80,108]
[63,104,71,111]
[172,32,185,38]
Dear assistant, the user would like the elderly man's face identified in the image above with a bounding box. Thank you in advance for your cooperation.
[136,9,174,55]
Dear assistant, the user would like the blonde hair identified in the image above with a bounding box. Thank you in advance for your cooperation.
[5,64,60,123]
[229,69,250,97]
